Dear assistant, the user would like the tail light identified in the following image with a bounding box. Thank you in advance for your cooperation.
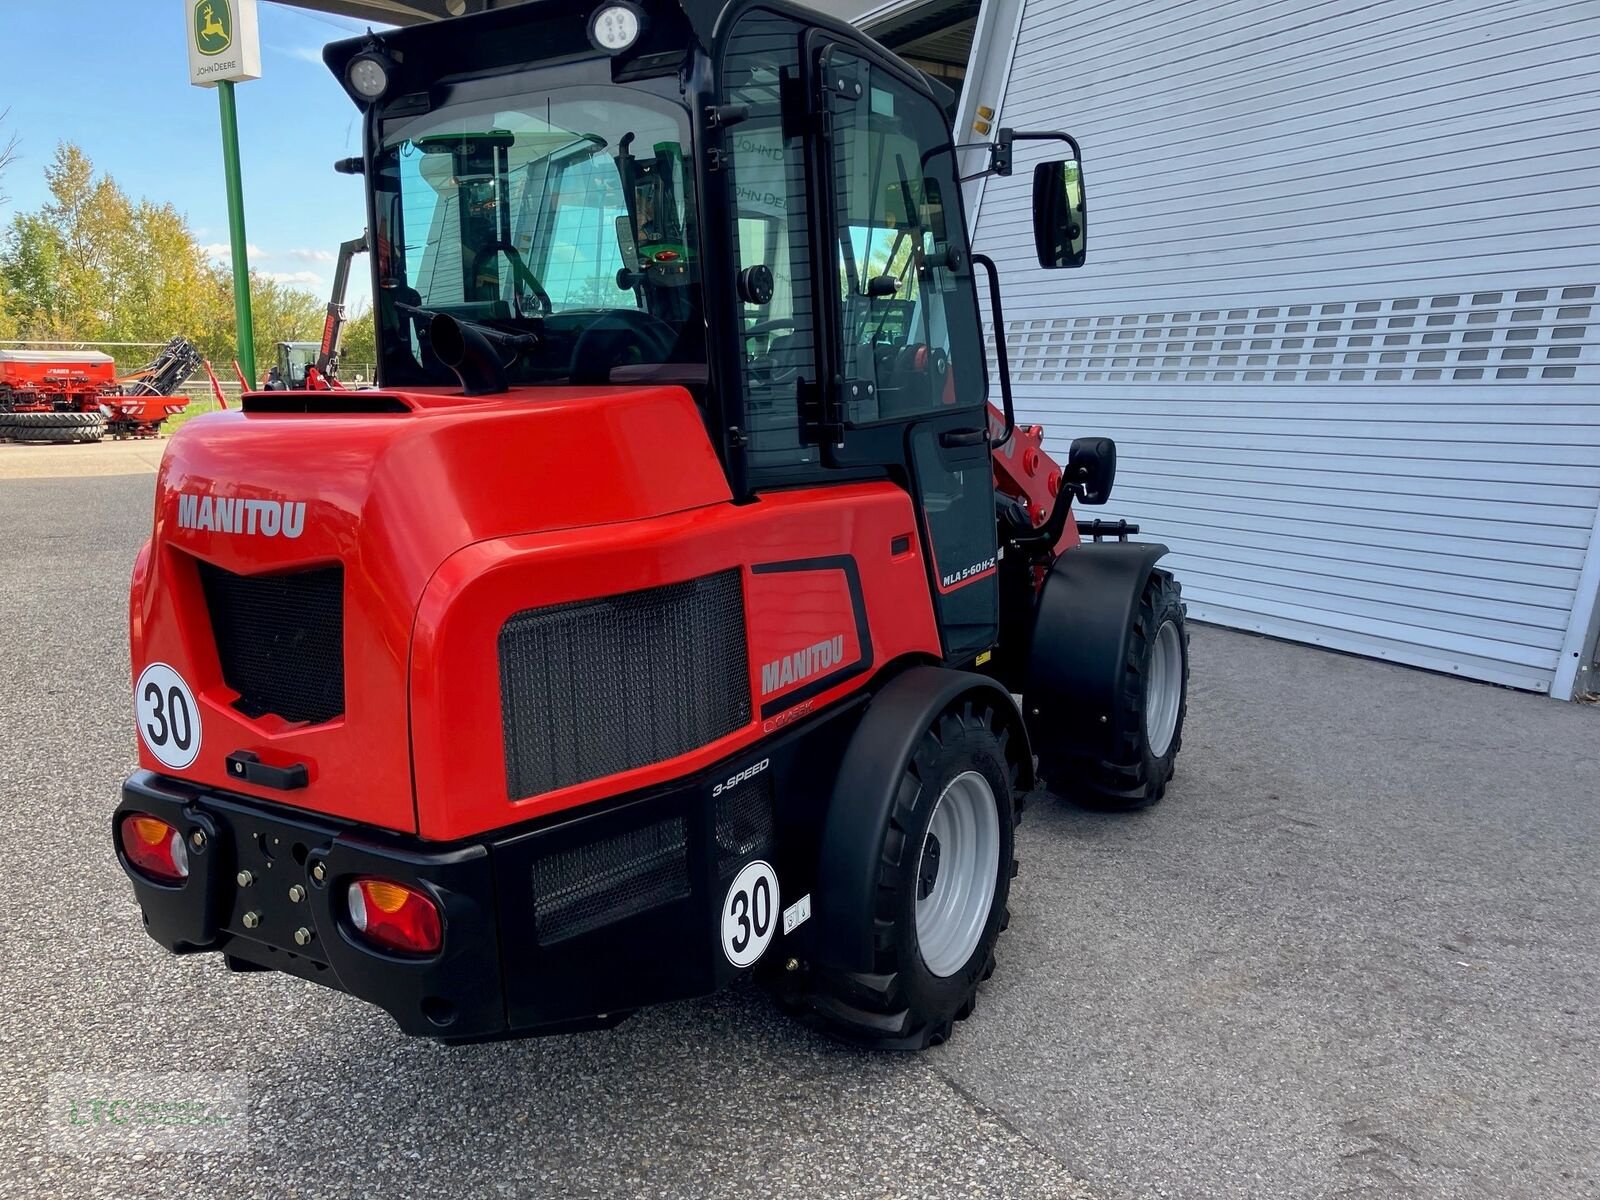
[346,878,442,955]
[119,814,190,884]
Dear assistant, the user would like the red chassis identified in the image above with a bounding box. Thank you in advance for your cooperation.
[132,383,956,840]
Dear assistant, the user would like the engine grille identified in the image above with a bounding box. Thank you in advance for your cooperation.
[197,561,345,725]
[498,569,751,799]
[530,815,689,945]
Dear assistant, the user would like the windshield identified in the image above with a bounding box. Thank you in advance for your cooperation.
[372,79,703,389]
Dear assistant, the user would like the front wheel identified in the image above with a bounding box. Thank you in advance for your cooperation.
[798,700,1019,1050]
[1076,569,1189,810]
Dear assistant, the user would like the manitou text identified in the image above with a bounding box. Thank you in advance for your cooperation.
[176,494,306,539]
[761,635,846,696]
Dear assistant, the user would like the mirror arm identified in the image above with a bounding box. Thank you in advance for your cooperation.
[954,129,1082,183]
[1001,128,1083,159]
[971,252,1015,449]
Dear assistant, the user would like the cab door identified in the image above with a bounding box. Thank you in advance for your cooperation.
[812,39,998,662]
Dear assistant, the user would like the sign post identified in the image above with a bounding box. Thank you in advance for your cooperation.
[187,0,262,387]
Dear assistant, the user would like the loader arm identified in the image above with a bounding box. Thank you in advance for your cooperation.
[313,232,370,384]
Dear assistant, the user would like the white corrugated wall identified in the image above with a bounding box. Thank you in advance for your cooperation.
[967,0,1600,695]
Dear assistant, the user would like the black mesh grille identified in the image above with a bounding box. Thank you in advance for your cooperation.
[715,775,775,879]
[531,816,689,945]
[197,561,345,725]
[499,570,750,799]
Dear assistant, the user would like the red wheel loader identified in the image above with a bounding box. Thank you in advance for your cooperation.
[113,0,1189,1049]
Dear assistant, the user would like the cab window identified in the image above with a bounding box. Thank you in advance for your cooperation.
[825,49,985,423]
[722,9,822,474]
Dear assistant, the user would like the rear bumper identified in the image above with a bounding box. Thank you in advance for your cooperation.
[114,698,857,1039]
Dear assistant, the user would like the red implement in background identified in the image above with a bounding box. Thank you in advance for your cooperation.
[0,339,202,441]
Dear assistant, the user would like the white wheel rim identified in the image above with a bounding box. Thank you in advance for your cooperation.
[1145,618,1184,759]
[915,770,1001,978]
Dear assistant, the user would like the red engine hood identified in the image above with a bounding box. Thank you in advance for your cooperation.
[130,385,731,834]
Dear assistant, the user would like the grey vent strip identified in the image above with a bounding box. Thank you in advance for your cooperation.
[994,284,1595,384]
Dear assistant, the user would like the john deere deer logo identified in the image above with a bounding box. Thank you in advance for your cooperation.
[194,0,232,56]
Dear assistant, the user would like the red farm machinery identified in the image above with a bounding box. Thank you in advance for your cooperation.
[0,336,204,443]
[112,0,1190,1051]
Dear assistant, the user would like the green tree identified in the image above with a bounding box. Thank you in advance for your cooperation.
[249,273,325,351]
[0,143,230,365]
[0,141,333,379]
[0,213,68,337]
[340,303,376,377]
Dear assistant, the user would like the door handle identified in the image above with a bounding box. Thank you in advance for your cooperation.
[971,253,1015,448]
[940,427,988,447]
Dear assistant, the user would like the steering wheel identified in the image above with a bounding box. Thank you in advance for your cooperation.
[569,309,680,384]
[742,318,800,386]
[470,240,553,317]
[745,318,797,341]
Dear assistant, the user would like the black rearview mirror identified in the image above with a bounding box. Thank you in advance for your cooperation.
[1033,157,1087,269]
[1066,436,1115,504]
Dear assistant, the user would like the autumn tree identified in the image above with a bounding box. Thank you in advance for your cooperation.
[0,141,330,377]
[340,304,376,377]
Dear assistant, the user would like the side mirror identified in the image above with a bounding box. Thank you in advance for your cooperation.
[1033,157,1087,269]
[1066,436,1115,505]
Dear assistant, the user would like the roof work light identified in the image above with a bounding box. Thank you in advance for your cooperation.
[589,4,646,54]
[346,49,394,101]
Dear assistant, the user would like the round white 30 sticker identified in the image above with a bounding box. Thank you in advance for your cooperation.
[721,860,779,968]
[134,663,201,770]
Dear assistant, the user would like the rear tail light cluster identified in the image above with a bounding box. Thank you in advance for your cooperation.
[347,878,442,955]
[119,815,190,884]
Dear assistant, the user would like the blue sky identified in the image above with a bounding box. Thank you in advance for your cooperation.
[0,1,380,311]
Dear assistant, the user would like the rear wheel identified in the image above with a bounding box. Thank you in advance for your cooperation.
[8,422,102,444]
[1073,569,1189,811]
[6,410,101,427]
[2,411,105,442]
[799,699,1019,1049]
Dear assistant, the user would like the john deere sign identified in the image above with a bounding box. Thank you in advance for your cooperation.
[186,0,260,87]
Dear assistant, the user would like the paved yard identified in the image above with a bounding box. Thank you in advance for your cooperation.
[0,437,167,479]
[1,470,1597,1199]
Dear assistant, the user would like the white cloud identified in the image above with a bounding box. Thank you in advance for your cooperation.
[284,247,336,263]
[200,241,264,261]
[266,270,324,288]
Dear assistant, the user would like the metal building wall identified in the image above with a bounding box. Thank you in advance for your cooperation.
[968,0,1600,697]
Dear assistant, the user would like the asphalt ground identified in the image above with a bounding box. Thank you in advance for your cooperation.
[2,465,1597,1199]
[0,438,166,480]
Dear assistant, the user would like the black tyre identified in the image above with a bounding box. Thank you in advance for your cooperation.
[1072,568,1189,811]
[6,410,101,428]
[73,420,106,443]
[11,423,84,444]
[799,700,1020,1049]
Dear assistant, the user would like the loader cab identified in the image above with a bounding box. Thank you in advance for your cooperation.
[265,341,319,390]
[329,0,1085,664]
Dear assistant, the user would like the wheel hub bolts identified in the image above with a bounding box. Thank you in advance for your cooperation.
[918,834,942,899]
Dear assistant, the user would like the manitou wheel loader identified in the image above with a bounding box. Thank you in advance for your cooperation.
[263,232,370,391]
[114,0,1189,1049]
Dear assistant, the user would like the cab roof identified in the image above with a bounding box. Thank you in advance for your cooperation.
[324,0,721,100]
